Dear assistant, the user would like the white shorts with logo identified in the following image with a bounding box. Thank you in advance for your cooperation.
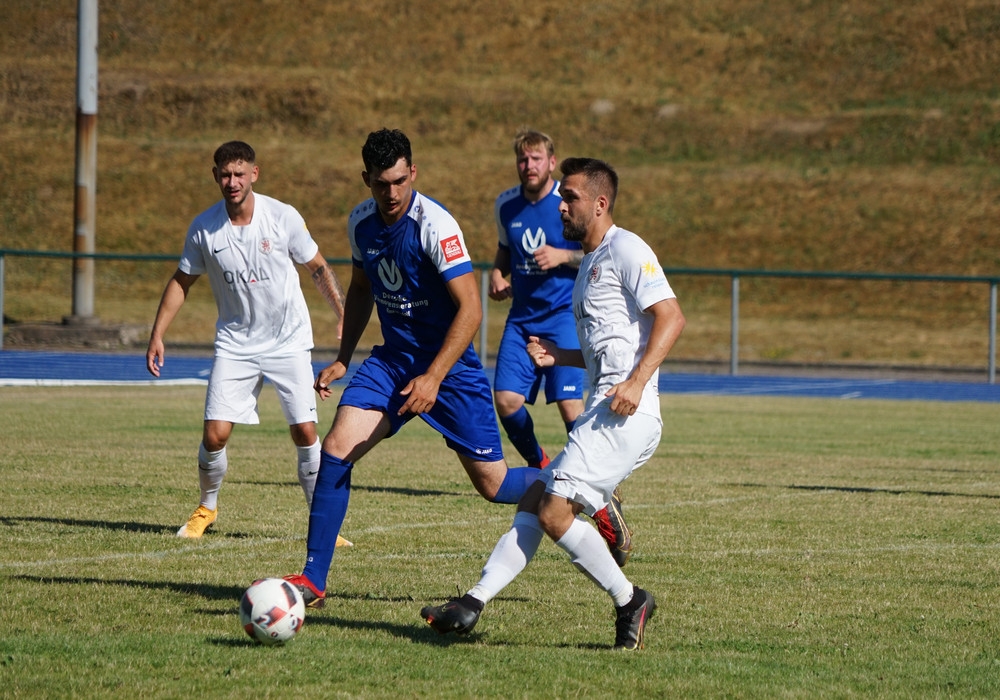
[204,351,317,426]
[539,399,662,516]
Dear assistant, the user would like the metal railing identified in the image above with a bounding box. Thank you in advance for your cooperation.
[2,249,999,383]
[665,267,1000,383]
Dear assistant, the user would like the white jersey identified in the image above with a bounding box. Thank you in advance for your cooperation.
[574,225,675,418]
[178,194,320,360]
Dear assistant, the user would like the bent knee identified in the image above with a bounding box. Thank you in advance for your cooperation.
[494,390,526,417]
[536,496,580,539]
[464,459,508,502]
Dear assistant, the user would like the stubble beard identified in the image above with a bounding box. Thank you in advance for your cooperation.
[562,218,586,242]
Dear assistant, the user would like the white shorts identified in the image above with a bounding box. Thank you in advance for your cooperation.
[204,351,318,426]
[539,400,662,516]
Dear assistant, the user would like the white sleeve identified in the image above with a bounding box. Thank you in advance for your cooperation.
[283,205,319,264]
[177,222,206,275]
[419,198,473,276]
[346,201,373,263]
[616,232,675,311]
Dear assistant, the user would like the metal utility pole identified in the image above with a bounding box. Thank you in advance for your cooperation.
[68,0,98,324]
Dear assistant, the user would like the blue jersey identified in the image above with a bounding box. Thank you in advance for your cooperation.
[494,181,581,327]
[348,190,478,365]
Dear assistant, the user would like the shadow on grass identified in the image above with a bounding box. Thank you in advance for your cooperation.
[12,574,245,601]
[220,587,548,646]
[736,482,1000,500]
[0,515,256,538]
[305,613,485,646]
[352,484,467,498]
[207,637,258,648]
[203,617,476,647]
[12,573,593,648]
[304,612,612,650]
[8,575,473,646]
[228,479,466,498]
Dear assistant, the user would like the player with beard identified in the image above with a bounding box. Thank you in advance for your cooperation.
[146,141,347,540]
[490,129,632,566]
[421,157,686,650]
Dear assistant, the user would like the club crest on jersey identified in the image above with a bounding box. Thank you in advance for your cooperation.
[588,264,602,283]
[259,239,273,255]
[521,227,546,253]
[378,258,403,291]
[440,235,465,262]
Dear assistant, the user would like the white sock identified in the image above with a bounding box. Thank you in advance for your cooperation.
[555,518,634,607]
[198,443,227,511]
[296,440,321,506]
[468,511,544,604]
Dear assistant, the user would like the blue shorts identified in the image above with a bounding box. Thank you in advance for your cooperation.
[340,346,505,462]
[493,318,586,405]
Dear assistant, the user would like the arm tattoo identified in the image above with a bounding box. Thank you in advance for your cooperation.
[311,264,345,321]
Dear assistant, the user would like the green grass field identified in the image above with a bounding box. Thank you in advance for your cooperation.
[3,385,1000,697]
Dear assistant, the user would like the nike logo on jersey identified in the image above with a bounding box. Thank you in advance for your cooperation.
[213,246,229,254]
[378,258,403,291]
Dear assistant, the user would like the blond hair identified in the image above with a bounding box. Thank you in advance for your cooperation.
[512,129,555,157]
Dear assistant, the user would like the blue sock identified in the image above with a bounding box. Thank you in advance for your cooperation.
[302,451,352,591]
[492,466,541,504]
[499,406,544,465]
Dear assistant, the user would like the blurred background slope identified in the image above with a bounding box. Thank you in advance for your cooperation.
[1,0,998,368]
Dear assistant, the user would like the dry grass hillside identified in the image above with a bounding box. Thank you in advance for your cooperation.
[1,0,999,368]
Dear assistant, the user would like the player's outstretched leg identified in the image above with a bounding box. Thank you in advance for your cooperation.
[283,452,353,609]
[613,586,656,650]
[498,406,549,467]
[283,573,326,609]
[591,486,632,567]
[421,510,544,636]
[420,594,484,635]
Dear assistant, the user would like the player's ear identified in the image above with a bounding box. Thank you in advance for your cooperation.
[250,164,259,183]
[595,193,609,216]
[361,171,371,187]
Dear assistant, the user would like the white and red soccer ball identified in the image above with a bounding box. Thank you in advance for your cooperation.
[239,578,306,645]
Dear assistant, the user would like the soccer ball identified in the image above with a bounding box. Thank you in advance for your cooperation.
[239,578,306,646]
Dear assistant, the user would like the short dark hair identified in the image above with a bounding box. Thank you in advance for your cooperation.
[213,141,255,167]
[559,157,619,213]
[362,129,412,174]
